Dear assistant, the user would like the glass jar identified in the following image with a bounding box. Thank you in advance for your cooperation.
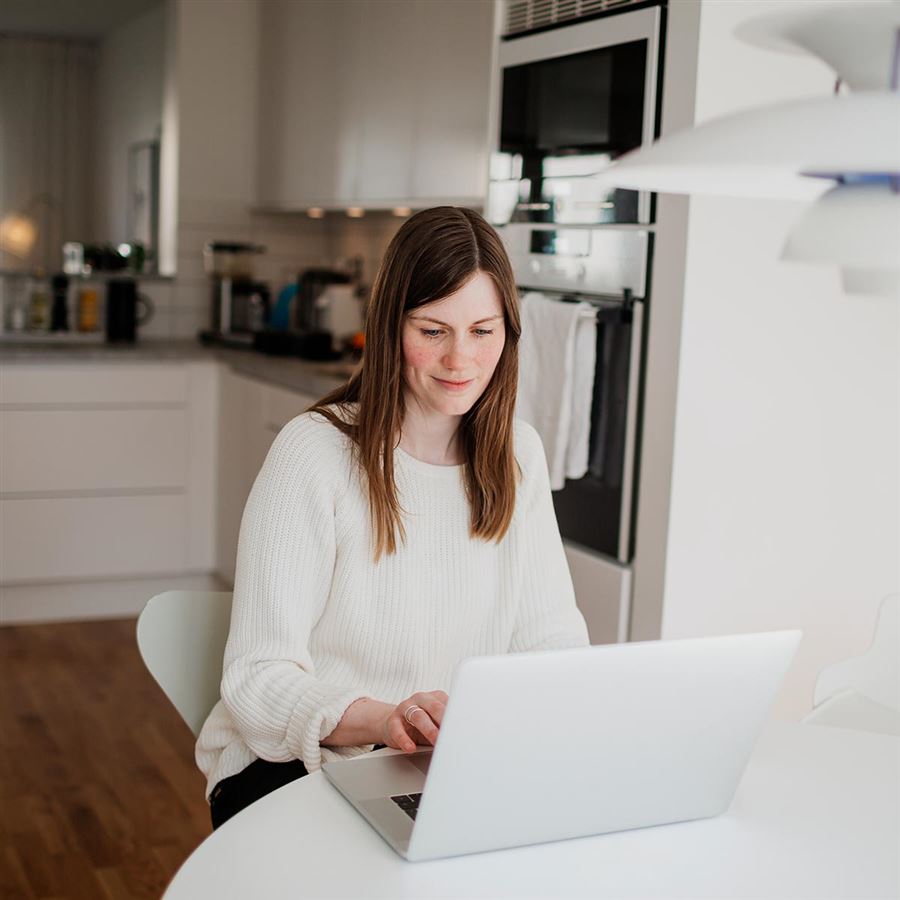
[28,279,51,331]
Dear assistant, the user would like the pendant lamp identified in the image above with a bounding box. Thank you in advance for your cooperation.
[597,1,900,296]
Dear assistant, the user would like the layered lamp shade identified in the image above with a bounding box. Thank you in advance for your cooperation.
[597,1,900,296]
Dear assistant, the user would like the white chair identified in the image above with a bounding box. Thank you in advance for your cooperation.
[805,593,900,736]
[136,590,233,737]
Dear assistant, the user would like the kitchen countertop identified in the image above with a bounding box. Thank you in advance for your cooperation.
[0,337,358,396]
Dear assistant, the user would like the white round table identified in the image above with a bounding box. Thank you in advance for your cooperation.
[165,723,899,899]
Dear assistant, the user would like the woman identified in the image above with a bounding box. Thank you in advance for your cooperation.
[196,206,589,830]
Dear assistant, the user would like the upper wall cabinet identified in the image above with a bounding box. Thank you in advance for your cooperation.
[256,0,495,210]
[257,1,366,209]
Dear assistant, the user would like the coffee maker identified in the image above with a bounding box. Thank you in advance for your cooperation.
[198,241,270,347]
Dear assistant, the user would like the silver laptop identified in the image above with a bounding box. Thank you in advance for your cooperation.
[322,630,801,862]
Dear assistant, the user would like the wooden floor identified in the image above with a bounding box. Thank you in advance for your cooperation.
[0,618,212,899]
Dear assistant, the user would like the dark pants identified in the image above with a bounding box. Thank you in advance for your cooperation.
[209,745,388,830]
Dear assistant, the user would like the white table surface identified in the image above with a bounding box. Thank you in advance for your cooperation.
[165,723,900,900]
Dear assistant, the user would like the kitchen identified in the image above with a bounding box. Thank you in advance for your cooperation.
[1,0,898,897]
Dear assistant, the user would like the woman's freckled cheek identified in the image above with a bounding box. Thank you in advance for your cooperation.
[480,336,505,371]
[404,345,435,368]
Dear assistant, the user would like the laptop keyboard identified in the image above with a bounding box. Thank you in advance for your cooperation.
[390,793,422,820]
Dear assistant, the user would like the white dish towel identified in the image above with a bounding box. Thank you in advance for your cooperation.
[516,291,597,490]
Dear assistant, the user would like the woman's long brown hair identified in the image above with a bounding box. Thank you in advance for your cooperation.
[309,206,522,563]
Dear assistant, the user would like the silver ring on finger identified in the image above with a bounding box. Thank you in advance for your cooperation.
[403,704,423,725]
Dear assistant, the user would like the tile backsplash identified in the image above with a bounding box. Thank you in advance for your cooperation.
[156,210,404,340]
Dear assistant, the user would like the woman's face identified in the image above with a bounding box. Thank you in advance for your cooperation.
[402,270,506,418]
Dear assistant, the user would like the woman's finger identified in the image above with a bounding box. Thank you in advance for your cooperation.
[405,704,439,745]
[386,714,416,752]
[416,692,447,726]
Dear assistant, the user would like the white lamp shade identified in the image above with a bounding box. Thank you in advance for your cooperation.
[781,182,900,268]
[735,1,900,91]
[597,93,900,199]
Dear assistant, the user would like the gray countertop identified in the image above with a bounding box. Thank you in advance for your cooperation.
[0,337,356,396]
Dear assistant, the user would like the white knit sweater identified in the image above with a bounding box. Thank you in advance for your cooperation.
[195,407,590,799]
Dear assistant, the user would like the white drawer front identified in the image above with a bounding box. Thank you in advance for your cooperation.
[0,364,188,405]
[0,409,188,493]
[0,494,187,582]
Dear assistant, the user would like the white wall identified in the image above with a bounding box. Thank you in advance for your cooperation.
[656,0,900,720]
[95,3,165,244]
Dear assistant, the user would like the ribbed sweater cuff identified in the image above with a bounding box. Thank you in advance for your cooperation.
[286,684,371,773]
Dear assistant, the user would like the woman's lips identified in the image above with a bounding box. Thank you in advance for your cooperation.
[434,377,473,392]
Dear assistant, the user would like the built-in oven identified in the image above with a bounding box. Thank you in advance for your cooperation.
[490,0,665,642]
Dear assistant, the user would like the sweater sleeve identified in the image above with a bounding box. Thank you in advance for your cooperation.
[509,422,591,654]
[219,414,370,772]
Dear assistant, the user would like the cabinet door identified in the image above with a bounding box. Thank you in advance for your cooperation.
[257,0,366,208]
[215,371,319,585]
[410,0,494,203]
[252,382,318,478]
[355,1,421,205]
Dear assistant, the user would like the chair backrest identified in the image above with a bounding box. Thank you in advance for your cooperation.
[813,592,900,712]
[136,590,233,737]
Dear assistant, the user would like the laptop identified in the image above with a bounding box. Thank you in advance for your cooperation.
[322,629,801,862]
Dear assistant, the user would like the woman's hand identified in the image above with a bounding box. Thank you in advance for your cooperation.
[379,691,449,753]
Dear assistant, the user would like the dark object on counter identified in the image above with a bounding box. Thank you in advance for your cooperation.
[65,241,151,275]
[106,278,154,343]
[295,268,351,332]
[252,327,341,360]
[50,274,70,331]
[84,243,130,272]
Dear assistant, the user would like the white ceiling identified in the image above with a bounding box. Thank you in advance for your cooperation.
[0,0,161,40]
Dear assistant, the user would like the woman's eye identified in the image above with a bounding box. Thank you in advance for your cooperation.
[420,329,443,338]
[474,329,494,337]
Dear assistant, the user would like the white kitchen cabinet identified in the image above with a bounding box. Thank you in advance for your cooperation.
[214,368,318,586]
[408,1,494,203]
[1,494,189,582]
[355,2,420,204]
[0,361,217,587]
[215,367,261,587]
[0,408,188,493]
[257,0,366,209]
[256,0,494,210]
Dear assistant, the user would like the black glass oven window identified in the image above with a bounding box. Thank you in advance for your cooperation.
[501,41,647,224]
[501,41,647,154]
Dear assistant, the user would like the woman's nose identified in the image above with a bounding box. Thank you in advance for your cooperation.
[442,339,471,370]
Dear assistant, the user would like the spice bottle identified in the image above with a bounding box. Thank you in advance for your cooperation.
[28,276,51,331]
[78,284,101,333]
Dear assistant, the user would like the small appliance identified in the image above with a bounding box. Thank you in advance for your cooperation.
[198,241,270,348]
